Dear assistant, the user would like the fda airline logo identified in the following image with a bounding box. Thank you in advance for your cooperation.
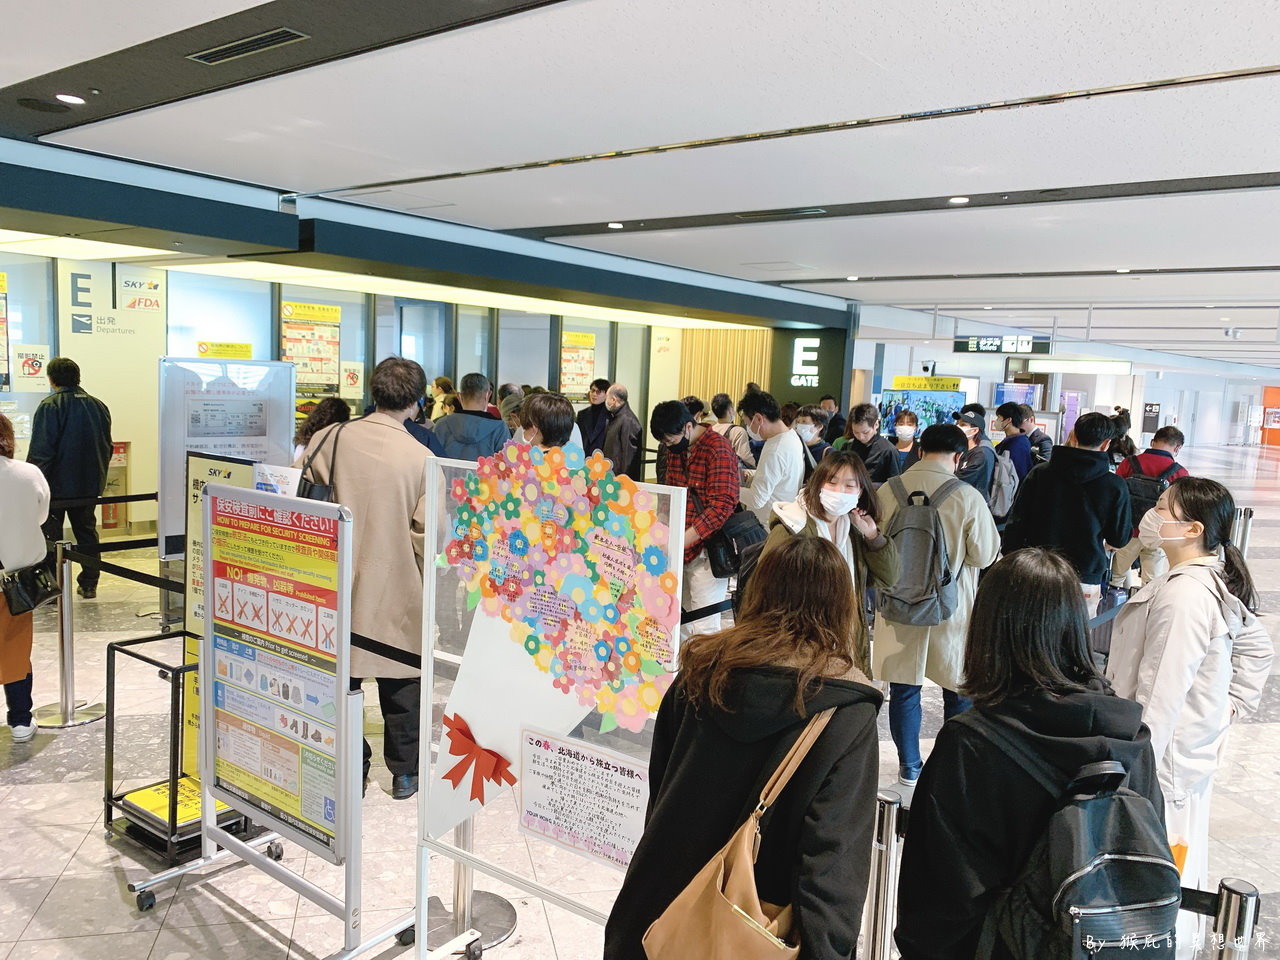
[121,278,163,311]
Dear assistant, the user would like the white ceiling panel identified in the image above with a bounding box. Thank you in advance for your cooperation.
[816,272,1280,305]
[565,191,1280,280]
[0,0,269,88]
[44,0,1280,192]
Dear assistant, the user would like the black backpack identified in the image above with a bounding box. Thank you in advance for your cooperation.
[954,710,1181,960]
[1123,456,1181,519]
[731,537,768,614]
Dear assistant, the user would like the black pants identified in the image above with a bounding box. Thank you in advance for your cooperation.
[5,673,33,727]
[42,505,100,590]
[349,676,420,778]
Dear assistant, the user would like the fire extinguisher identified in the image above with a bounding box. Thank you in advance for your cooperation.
[102,501,120,530]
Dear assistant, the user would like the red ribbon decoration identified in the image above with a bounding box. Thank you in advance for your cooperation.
[442,713,517,804]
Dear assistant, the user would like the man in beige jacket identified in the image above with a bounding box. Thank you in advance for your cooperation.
[872,423,1000,787]
[296,358,433,800]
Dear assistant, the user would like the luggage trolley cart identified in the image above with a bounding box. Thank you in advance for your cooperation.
[104,632,283,909]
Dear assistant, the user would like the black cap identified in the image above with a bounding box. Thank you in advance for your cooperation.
[953,410,984,430]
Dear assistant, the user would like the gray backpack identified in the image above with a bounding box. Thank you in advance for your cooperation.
[879,477,963,627]
[989,450,1020,518]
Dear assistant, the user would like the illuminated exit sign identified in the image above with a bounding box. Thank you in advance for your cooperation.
[953,335,1051,355]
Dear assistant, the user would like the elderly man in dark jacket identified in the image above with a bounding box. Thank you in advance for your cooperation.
[28,357,112,598]
[603,383,644,479]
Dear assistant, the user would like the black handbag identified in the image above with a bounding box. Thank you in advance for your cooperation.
[1,564,60,616]
[297,419,354,502]
[689,488,767,579]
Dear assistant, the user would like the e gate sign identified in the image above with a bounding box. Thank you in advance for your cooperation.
[769,328,846,404]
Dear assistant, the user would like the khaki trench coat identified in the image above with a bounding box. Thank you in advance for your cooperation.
[297,413,432,679]
[871,459,1000,689]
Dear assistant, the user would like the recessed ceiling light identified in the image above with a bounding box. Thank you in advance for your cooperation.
[1206,304,1216,308]
[1221,317,1232,321]
[983,306,992,310]
[948,196,970,204]
[606,222,624,229]
[845,275,859,281]
[55,93,85,105]
[1115,268,1130,273]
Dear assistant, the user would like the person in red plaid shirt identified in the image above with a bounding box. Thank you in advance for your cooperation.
[649,400,742,639]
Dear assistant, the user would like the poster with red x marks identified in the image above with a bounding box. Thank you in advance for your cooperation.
[206,492,345,854]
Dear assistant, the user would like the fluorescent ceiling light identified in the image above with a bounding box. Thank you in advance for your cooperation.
[606,222,624,229]
[55,93,85,105]
[845,275,859,281]
[983,306,992,310]
[948,196,970,204]
[1027,359,1132,375]
[167,260,758,330]
[0,231,176,261]
[1115,268,1130,273]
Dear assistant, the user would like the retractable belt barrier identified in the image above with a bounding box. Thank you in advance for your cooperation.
[865,793,1264,959]
[680,599,1128,629]
[49,492,158,510]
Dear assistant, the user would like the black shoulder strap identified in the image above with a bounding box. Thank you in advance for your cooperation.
[300,417,357,489]
[1126,455,1144,476]
[1156,461,1181,482]
[951,710,1064,798]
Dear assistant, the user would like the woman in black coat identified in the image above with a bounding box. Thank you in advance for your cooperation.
[895,547,1164,960]
[604,536,883,960]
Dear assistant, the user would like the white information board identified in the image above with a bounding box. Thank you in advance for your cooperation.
[158,358,295,558]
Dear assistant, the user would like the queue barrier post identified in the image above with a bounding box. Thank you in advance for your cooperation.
[865,790,904,960]
[1211,878,1260,959]
[33,540,105,728]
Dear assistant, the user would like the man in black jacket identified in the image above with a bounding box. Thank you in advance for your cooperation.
[953,405,996,501]
[819,394,846,444]
[603,383,644,479]
[1002,412,1132,615]
[574,377,611,455]
[28,357,112,598]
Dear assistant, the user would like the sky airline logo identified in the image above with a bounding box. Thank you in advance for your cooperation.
[121,279,160,291]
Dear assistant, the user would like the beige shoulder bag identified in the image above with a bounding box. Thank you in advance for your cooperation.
[642,707,836,960]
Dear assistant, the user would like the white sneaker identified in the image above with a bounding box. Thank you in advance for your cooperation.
[10,723,36,743]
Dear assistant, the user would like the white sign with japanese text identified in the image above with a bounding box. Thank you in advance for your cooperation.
[518,727,649,871]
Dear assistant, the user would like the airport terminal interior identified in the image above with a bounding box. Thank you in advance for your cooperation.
[1,1,1279,958]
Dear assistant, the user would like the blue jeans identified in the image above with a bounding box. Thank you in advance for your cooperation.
[889,683,972,773]
[5,673,33,728]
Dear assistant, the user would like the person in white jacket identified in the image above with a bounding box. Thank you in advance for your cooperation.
[0,412,52,743]
[1107,477,1273,958]
[736,389,804,524]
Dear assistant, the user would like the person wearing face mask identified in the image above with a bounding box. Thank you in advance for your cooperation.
[993,401,1033,482]
[1107,478,1272,958]
[873,424,1001,786]
[575,378,612,455]
[603,383,645,480]
[793,403,833,479]
[1109,425,1189,590]
[649,400,742,639]
[951,406,997,502]
[737,389,805,524]
[518,392,576,451]
[892,410,921,471]
[835,403,902,485]
[762,452,898,676]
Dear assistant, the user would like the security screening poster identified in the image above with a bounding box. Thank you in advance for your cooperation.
[206,491,343,853]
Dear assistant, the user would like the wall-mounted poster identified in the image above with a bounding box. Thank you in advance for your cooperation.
[11,344,48,392]
[282,301,341,422]
[424,443,684,839]
[0,273,9,390]
[559,331,596,400]
[877,390,966,435]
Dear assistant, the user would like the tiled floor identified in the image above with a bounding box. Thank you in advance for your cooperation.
[1,443,1276,958]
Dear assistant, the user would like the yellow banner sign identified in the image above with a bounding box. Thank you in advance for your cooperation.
[891,376,962,391]
[197,341,253,359]
[562,330,596,348]
[0,272,7,293]
[281,301,341,323]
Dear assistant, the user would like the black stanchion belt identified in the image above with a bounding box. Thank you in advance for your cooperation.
[61,547,184,594]
[350,633,424,671]
[49,492,158,510]
[679,598,1126,629]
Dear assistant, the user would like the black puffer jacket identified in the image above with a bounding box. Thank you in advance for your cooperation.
[605,668,882,960]
[896,684,1163,960]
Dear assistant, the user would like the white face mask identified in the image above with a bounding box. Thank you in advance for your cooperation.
[796,423,819,443]
[895,425,916,441]
[959,424,978,439]
[1137,509,1193,549]
[819,488,862,516]
[744,418,763,443]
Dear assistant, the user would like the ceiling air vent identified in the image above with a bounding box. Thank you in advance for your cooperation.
[188,28,310,65]
[734,208,827,222]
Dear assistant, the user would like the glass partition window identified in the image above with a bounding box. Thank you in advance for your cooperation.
[497,310,552,390]
[455,305,493,383]
[615,322,649,425]
[400,299,449,378]
[167,271,273,359]
[0,251,55,459]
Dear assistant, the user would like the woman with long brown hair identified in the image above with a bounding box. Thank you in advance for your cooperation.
[760,450,897,676]
[605,536,882,960]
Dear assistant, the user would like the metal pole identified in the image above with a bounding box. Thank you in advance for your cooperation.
[1211,878,1259,958]
[1238,508,1254,559]
[867,791,903,960]
[35,542,105,728]
[452,819,475,935]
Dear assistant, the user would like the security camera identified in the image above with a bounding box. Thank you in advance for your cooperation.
[1224,328,1241,339]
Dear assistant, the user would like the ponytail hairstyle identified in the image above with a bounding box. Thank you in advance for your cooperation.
[1166,477,1258,611]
